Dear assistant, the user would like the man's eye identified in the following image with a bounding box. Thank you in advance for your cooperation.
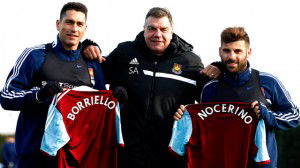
[65,20,73,24]
[234,49,243,54]
[147,26,156,31]
[161,28,168,32]
[222,49,230,53]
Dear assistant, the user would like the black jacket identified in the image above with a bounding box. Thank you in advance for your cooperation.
[103,31,207,167]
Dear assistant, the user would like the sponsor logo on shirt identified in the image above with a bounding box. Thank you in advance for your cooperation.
[129,58,139,65]
[41,81,75,89]
[129,58,139,74]
[76,64,83,68]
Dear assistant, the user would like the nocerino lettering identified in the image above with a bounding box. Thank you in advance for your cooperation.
[197,104,253,124]
[67,95,116,120]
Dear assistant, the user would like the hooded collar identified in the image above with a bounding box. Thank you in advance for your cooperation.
[223,62,252,87]
[52,35,82,61]
[134,31,193,58]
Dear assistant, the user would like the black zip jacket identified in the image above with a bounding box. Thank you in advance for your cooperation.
[103,31,207,168]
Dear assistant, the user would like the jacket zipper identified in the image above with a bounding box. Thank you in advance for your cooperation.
[142,60,158,167]
[145,61,158,119]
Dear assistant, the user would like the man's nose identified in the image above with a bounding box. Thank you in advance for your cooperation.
[228,50,236,58]
[154,30,162,37]
[70,24,79,32]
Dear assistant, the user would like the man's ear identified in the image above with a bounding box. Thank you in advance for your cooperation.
[247,48,252,59]
[56,20,60,31]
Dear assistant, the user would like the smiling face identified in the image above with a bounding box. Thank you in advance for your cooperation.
[219,40,251,73]
[144,16,173,55]
[56,9,87,50]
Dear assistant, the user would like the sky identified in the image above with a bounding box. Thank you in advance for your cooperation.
[0,0,300,134]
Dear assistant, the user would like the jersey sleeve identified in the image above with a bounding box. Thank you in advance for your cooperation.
[0,46,45,110]
[115,102,124,147]
[259,73,300,130]
[168,110,193,156]
[40,95,70,156]
[254,119,270,165]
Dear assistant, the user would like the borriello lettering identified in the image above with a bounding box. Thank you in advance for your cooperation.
[67,95,116,120]
[197,104,253,124]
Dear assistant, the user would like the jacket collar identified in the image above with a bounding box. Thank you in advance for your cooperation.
[223,62,252,87]
[52,35,82,61]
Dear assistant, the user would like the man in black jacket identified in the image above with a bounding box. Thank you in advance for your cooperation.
[84,7,220,168]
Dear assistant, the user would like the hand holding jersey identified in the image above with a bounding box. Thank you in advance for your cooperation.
[251,101,261,119]
[112,86,128,105]
[174,105,185,120]
[36,81,63,102]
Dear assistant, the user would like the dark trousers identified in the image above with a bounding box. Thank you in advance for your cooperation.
[16,151,56,168]
[119,146,186,168]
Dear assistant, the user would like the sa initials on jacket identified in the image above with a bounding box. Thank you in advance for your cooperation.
[129,67,139,74]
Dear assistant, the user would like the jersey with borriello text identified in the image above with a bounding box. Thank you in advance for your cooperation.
[41,86,124,168]
[169,102,270,168]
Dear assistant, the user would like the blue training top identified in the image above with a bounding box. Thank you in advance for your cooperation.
[0,36,106,155]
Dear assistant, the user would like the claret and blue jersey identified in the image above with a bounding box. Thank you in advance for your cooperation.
[169,102,270,168]
[198,65,300,168]
[41,86,123,168]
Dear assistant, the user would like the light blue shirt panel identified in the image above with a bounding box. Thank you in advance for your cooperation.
[168,110,193,156]
[115,102,124,145]
[40,96,70,156]
[254,119,270,162]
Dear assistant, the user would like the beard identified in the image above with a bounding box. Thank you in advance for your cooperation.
[223,58,248,73]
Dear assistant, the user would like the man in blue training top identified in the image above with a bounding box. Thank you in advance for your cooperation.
[1,135,17,168]
[0,2,105,167]
[174,27,300,168]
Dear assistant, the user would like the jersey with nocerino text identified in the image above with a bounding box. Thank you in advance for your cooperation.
[200,64,300,168]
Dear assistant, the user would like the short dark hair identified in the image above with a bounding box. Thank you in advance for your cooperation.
[60,2,88,20]
[145,7,173,27]
[221,27,250,46]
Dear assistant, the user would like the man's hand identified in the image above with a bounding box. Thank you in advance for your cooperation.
[200,65,221,79]
[37,81,62,102]
[113,86,128,104]
[174,105,185,120]
[251,101,261,119]
[83,45,106,63]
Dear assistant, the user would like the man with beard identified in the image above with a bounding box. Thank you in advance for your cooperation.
[174,27,300,168]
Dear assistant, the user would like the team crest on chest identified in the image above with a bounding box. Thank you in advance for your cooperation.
[172,63,182,74]
[88,68,95,86]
